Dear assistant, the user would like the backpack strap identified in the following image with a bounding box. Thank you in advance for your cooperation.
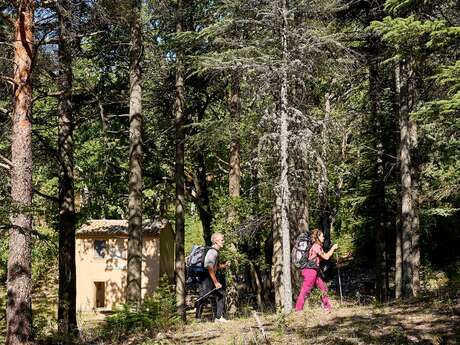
[306,244,320,270]
[202,247,219,268]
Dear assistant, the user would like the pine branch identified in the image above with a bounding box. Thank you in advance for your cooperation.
[33,90,64,102]
[0,75,16,86]
[0,153,12,167]
[33,187,58,203]
[32,129,60,164]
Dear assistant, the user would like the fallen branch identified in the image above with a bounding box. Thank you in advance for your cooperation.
[252,311,271,344]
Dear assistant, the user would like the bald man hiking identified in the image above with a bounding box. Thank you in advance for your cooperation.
[195,232,230,323]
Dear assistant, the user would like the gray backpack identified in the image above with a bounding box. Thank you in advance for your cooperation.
[292,233,318,269]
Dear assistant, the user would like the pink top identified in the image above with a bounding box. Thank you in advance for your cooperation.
[308,243,323,266]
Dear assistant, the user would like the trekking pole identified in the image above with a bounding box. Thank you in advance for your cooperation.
[335,252,343,305]
[194,287,218,305]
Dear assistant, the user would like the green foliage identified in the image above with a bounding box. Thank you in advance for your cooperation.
[367,0,460,267]
[0,236,6,283]
[31,226,58,283]
[0,226,57,284]
[1,2,459,339]
[103,278,179,341]
[185,215,204,254]
[444,262,460,293]
[419,61,460,116]
[421,262,460,298]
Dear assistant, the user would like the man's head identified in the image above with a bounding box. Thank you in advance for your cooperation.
[299,219,308,232]
[211,232,225,250]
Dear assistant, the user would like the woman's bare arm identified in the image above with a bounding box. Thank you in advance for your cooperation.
[317,244,338,261]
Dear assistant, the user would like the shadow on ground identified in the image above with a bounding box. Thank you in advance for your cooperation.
[290,300,459,345]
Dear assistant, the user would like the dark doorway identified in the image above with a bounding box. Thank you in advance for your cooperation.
[95,281,105,308]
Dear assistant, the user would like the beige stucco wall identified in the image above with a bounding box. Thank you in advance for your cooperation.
[159,223,175,282]
[76,235,160,312]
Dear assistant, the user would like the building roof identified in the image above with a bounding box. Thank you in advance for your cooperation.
[76,219,170,237]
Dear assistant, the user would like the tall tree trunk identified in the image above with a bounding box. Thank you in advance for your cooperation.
[288,144,309,236]
[369,57,387,302]
[287,146,309,296]
[410,147,420,297]
[395,213,403,298]
[271,195,283,307]
[408,63,420,297]
[394,63,403,299]
[191,96,212,245]
[318,93,331,248]
[194,151,212,245]
[396,59,421,298]
[7,2,36,344]
[127,0,143,306]
[174,0,186,321]
[56,0,78,337]
[280,0,292,313]
[228,74,241,222]
[249,144,265,309]
[399,60,414,298]
[225,74,243,315]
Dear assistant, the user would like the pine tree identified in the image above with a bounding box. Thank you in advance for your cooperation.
[127,0,144,307]
[174,0,187,321]
[6,1,36,344]
[56,0,78,337]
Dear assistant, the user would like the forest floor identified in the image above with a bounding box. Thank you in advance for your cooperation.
[88,296,459,345]
[1,262,459,344]
[0,287,459,345]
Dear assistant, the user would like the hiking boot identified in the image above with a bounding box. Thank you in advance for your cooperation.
[215,317,229,323]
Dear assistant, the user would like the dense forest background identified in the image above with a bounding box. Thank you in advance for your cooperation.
[0,0,459,344]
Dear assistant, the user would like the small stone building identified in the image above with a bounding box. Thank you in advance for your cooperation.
[76,219,174,312]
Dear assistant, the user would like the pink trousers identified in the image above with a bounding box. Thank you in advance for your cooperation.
[295,268,331,311]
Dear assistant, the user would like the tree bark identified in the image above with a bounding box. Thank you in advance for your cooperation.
[271,195,283,307]
[396,58,421,298]
[395,213,403,298]
[56,0,78,337]
[228,74,241,222]
[318,93,331,248]
[399,60,414,298]
[280,0,292,313]
[369,57,387,303]
[7,2,36,344]
[408,63,420,297]
[174,0,186,321]
[127,0,143,306]
[394,63,403,299]
[194,151,212,246]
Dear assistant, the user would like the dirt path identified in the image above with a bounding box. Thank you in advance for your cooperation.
[149,299,459,345]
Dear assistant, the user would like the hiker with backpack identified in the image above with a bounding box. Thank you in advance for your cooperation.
[194,232,230,322]
[294,227,338,312]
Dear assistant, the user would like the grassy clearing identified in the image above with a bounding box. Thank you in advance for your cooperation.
[146,297,459,345]
[1,282,458,344]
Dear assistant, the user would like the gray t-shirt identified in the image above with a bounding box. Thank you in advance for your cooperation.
[204,248,219,268]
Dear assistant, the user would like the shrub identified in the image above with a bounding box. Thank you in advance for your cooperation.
[103,277,179,341]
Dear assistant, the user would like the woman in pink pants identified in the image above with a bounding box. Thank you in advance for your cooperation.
[295,229,338,312]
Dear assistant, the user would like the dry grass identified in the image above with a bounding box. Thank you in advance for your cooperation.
[144,298,459,345]
[0,289,458,344]
[1,270,459,345]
